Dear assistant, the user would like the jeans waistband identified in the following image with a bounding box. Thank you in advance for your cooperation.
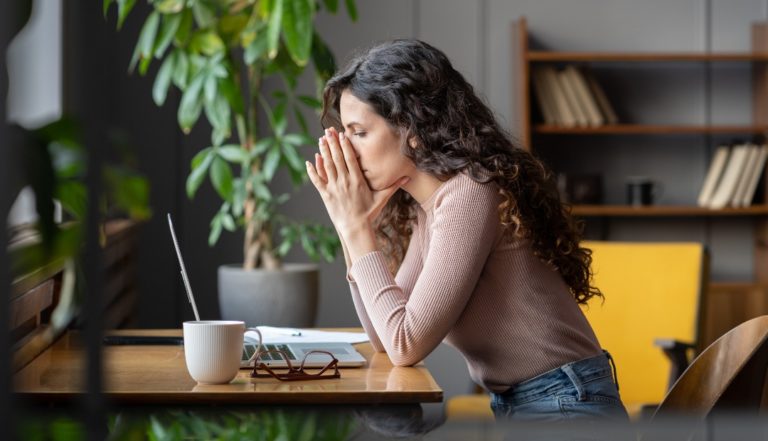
[498,350,619,404]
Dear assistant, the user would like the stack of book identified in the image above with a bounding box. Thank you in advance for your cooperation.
[697,143,768,209]
[531,65,619,127]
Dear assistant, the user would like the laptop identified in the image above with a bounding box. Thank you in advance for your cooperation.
[167,213,366,370]
[241,336,366,368]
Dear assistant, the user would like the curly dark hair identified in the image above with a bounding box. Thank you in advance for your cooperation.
[321,39,601,305]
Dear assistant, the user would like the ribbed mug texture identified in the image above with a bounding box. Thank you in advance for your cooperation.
[183,321,245,384]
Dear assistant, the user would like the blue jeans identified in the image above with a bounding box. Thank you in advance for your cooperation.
[490,351,629,422]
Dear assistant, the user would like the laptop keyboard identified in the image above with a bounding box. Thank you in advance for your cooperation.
[243,344,296,361]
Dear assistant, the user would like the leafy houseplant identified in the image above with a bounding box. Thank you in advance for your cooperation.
[106,0,352,269]
[105,0,355,325]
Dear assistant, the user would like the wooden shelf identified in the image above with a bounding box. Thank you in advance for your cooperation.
[534,124,768,135]
[571,205,768,217]
[528,51,768,62]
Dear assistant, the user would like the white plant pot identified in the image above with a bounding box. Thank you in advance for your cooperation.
[218,263,319,328]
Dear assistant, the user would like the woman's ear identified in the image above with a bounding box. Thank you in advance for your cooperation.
[408,137,419,149]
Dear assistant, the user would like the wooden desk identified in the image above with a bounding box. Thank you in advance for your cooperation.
[13,329,443,405]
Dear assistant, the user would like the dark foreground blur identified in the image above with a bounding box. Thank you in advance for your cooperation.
[13,404,768,441]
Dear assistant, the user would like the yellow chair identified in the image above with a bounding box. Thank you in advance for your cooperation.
[445,241,707,421]
[582,241,707,419]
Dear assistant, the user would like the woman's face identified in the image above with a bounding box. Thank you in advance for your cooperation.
[338,89,414,191]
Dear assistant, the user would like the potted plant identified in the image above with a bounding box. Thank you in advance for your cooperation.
[105,0,356,326]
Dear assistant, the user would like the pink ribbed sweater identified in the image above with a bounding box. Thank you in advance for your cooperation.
[347,172,602,393]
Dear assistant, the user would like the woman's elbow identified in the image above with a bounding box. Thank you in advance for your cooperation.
[387,351,423,367]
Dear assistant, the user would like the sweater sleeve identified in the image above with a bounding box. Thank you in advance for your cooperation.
[349,181,498,366]
[347,217,424,353]
[347,279,386,352]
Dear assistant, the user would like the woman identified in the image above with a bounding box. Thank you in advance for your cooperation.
[305,39,628,422]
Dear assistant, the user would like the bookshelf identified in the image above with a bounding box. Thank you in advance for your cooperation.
[511,18,768,345]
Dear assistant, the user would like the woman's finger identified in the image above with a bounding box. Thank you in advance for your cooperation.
[319,137,337,181]
[325,128,348,178]
[306,160,326,192]
[338,131,364,182]
[314,153,328,183]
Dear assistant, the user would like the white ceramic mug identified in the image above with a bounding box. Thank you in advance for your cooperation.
[183,321,262,384]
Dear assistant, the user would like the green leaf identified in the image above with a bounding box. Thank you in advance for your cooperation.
[103,0,114,18]
[322,0,338,13]
[319,239,335,262]
[266,0,284,59]
[252,138,273,156]
[232,178,245,217]
[276,238,292,257]
[282,133,309,146]
[186,149,214,198]
[154,0,184,14]
[117,0,137,30]
[218,144,248,163]
[344,0,358,21]
[219,13,249,46]
[138,54,153,75]
[293,106,309,135]
[190,30,225,56]
[174,8,194,45]
[297,414,317,441]
[178,72,205,132]
[272,101,286,135]
[172,49,189,88]
[204,94,231,137]
[204,74,217,104]
[310,32,336,82]
[56,181,87,220]
[244,29,269,65]
[210,156,234,201]
[281,142,304,172]
[154,12,182,58]
[192,1,216,28]
[191,147,212,169]
[211,125,228,147]
[219,76,244,115]
[282,0,315,66]
[221,213,236,231]
[300,232,318,261]
[297,95,322,108]
[252,177,271,200]
[138,11,161,59]
[209,215,223,246]
[263,145,281,181]
[152,54,175,106]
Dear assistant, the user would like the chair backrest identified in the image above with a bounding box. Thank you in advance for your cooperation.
[653,315,768,419]
[581,241,707,409]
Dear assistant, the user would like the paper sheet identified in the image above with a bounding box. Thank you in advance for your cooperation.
[245,326,369,344]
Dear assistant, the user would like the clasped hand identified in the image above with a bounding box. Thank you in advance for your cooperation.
[305,127,409,237]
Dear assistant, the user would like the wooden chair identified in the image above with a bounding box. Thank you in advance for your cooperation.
[653,315,768,420]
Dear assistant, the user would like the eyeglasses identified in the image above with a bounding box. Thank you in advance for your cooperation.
[250,349,340,381]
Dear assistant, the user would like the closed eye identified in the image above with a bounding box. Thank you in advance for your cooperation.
[354,132,367,138]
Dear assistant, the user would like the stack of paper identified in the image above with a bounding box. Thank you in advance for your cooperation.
[245,326,370,344]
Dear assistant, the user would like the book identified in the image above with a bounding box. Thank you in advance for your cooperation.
[737,144,768,207]
[708,144,751,209]
[730,144,760,207]
[583,69,619,125]
[542,66,576,127]
[566,65,604,127]
[557,69,588,127]
[531,67,559,125]
[697,145,730,207]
